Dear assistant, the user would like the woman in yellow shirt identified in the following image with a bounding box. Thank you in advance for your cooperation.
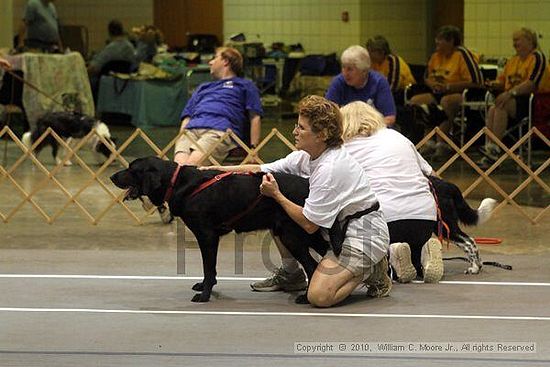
[410,25,483,158]
[480,27,549,168]
[366,35,416,96]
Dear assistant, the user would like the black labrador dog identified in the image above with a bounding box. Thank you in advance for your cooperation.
[110,157,329,303]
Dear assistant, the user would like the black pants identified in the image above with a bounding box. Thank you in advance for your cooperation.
[387,219,435,277]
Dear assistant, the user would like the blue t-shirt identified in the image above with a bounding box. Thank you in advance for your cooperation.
[181,77,263,140]
[325,71,396,117]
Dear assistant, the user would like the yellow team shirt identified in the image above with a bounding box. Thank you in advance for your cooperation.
[371,54,416,92]
[426,46,482,85]
[498,50,550,93]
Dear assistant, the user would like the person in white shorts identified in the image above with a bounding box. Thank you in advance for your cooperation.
[208,95,391,307]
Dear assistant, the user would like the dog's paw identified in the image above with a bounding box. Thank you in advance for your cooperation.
[192,282,204,291]
[294,294,310,304]
[191,292,210,303]
[464,266,481,275]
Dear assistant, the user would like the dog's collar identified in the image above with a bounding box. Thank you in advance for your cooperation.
[163,164,182,202]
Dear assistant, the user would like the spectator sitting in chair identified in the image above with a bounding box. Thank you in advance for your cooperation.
[409,25,483,159]
[325,45,396,126]
[145,47,263,224]
[366,35,416,104]
[479,27,550,169]
[87,20,136,102]
[87,19,136,77]
[173,46,262,166]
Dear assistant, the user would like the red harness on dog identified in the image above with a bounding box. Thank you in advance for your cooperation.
[190,171,236,197]
[188,170,263,227]
[164,167,262,226]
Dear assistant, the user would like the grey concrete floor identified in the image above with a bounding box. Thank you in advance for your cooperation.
[1,125,549,366]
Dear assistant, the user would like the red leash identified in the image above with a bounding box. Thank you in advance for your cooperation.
[428,180,451,247]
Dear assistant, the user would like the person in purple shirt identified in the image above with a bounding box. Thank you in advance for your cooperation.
[326,45,396,126]
[146,47,263,224]
[174,46,263,166]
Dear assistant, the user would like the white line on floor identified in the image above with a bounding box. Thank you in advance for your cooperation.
[0,274,549,287]
[0,307,548,321]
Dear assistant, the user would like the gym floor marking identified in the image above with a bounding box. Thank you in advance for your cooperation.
[0,274,549,287]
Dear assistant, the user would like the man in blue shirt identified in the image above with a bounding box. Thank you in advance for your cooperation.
[326,45,396,126]
[174,47,263,165]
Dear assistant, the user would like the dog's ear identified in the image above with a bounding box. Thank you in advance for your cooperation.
[142,171,162,196]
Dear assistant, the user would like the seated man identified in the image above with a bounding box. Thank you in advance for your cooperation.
[366,35,416,104]
[480,27,549,168]
[174,46,262,166]
[325,45,396,126]
[147,47,262,224]
[410,25,483,159]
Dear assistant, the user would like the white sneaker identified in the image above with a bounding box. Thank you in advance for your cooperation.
[389,243,417,283]
[421,238,444,283]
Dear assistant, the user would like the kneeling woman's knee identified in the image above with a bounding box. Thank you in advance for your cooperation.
[307,287,335,308]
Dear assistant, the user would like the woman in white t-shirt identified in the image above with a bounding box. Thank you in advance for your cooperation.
[340,101,444,283]
[208,96,390,307]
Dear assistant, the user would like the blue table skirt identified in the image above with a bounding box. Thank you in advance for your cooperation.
[97,76,188,128]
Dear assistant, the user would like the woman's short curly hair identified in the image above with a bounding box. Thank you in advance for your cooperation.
[298,95,343,148]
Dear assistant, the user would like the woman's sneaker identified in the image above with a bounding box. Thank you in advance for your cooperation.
[250,268,307,292]
[389,243,417,283]
[364,256,392,297]
[421,238,444,283]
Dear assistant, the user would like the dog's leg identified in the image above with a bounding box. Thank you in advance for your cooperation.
[192,232,220,302]
[454,234,482,274]
[277,230,324,304]
[62,138,74,166]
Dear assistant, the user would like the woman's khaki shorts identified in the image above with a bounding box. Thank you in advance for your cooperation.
[324,245,376,278]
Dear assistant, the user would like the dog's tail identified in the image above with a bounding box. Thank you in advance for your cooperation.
[476,198,498,225]
[22,132,32,148]
[449,181,497,226]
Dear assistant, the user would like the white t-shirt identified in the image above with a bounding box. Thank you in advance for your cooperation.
[343,128,436,223]
[262,148,389,262]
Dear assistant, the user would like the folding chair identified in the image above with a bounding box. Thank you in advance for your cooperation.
[185,65,211,99]
[503,93,534,167]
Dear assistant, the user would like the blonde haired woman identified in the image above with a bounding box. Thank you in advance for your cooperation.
[341,101,443,283]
